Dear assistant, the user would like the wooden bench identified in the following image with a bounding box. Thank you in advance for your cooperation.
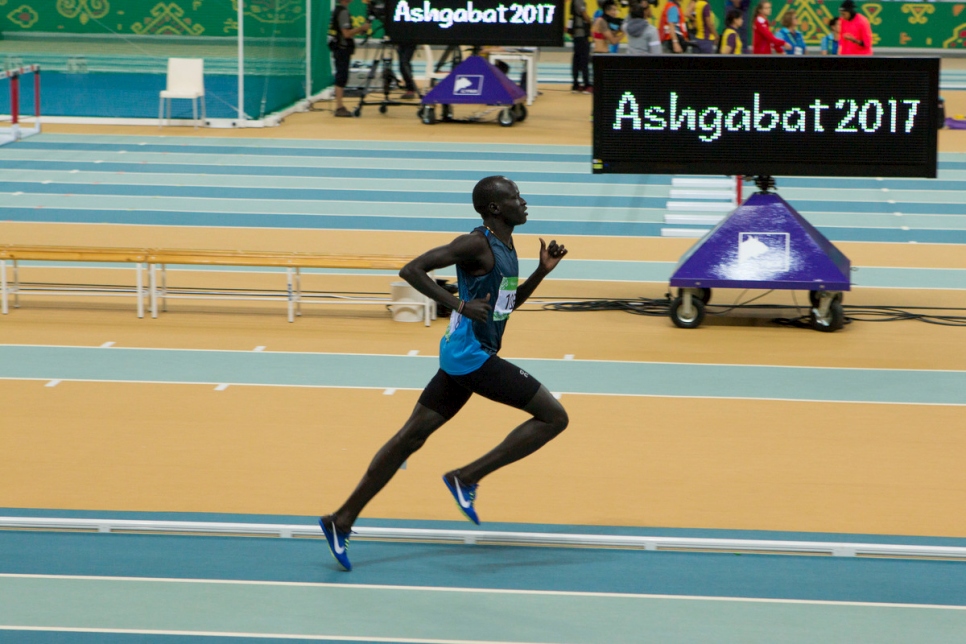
[0,245,153,317]
[0,245,434,324]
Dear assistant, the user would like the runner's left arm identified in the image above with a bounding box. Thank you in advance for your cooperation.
[515,238,567,308]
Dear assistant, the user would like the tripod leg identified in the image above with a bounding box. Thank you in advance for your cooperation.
[356,42,385,116]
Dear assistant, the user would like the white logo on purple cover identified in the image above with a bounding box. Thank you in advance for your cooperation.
[453,75,483,96]
[737,232,790,272]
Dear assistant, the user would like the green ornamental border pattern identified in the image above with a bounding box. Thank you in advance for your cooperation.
[1,1,965,47]
[1,0,309,38]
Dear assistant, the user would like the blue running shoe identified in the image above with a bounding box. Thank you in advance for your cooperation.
[443,473,480,525]
[319,516,352,571]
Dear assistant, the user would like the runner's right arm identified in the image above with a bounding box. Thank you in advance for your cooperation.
[400,233,494,322]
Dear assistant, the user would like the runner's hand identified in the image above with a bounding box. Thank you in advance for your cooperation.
[539,238,568,273]
[461,293,492,322]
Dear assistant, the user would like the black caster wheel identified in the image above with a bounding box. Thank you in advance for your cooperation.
[810,298,844,332]
[442,104,454,121]
[420,105,436,124]
[378,104,388,114]
[809,290,843,308]
[498,108,515,127]
[352,107,362,117]
[511,103,527,122]
[670,296,706,329]
[677,287,712,305]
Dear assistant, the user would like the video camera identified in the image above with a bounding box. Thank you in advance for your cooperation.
[367,0,389,22]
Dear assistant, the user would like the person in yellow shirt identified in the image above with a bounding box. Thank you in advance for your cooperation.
[691,0,717,53]
[718,9,744,54]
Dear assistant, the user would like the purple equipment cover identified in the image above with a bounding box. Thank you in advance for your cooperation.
[422,55,526,106]
[670,193,851,292]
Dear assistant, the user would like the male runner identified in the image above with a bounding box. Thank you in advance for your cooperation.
[320,176,569,570]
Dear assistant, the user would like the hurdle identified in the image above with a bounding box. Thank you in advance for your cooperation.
[0,64,41,147]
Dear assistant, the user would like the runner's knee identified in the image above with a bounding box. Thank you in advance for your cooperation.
[396,405,446,453]
[545,401,569,435]
[525,387,569,434]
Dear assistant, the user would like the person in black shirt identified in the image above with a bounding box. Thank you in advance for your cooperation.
[330,0,370,117]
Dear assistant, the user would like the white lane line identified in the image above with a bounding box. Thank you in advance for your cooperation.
[45,380,62,388]
[0,626,542,644]
[552,392,562,400]
[12,192,23,195]
[93,160,103,164]
[41,180,51,184]
[253,346,266,352]
[69,169,79,174]
[214,384,229,391]
[100,341,115,348]
[563,354,574,360]
[3,574,965,610]
[4,344,966,374]
[407,350,420,356]
[0,378,961,407]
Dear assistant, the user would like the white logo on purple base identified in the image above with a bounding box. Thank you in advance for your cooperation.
[454,75,483,96]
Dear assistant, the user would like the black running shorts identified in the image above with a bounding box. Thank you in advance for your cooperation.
[417,355,543,420]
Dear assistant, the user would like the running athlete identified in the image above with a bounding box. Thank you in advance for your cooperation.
[319,176,569,571]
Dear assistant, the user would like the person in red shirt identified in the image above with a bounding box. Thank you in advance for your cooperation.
[751,1,790,54]
[838,0,873,55]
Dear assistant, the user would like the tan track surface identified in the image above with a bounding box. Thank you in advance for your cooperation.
[2,85,965,536]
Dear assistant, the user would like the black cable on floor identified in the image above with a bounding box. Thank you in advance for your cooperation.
[543,296,966,327]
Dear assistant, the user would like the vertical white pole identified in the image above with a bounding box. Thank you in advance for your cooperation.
[13,259,19,307]
[286,268,294,323]
[296,267,302,317]
[237,0,246,125]
[136,263,144,319]
[149,264,158,318]
[1,260,7,315]
[305,0,312,99]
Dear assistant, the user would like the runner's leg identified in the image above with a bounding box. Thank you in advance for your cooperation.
[452,385,568,486]
[328,370,471,531]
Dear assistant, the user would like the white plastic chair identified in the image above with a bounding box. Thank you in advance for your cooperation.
[159,58,206,128]
[415,45,451,84]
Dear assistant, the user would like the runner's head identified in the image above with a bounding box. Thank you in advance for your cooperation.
[473,176,528,226]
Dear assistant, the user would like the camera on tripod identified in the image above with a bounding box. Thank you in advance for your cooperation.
[366,0,389,24]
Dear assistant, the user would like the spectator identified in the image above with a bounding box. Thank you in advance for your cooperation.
[820,17,840,55]
[395,42,420,100]
[777,10,806,55]
[691,0,717,54]
[329,0,370,117]
[604,5,624,53]
[839,0,873,55]
[659,0,689,53]
[724,0,751,49]
[592,1,624,55]
[752,2,790,54]
[570,0,592,93]
[718,9,744,54]
[625,2,661,55]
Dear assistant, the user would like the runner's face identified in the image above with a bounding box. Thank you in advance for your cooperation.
[498,182,528,227]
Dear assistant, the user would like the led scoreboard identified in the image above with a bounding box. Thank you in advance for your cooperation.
[384,0,564,47]
[592,56,939,178]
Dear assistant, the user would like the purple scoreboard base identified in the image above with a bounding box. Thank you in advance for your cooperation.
[419,55,526,127]
[668,192,851,332]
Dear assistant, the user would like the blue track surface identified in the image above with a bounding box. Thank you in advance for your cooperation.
[2,135,964,244]
[2,345,965,405]
[3,531,966,605]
